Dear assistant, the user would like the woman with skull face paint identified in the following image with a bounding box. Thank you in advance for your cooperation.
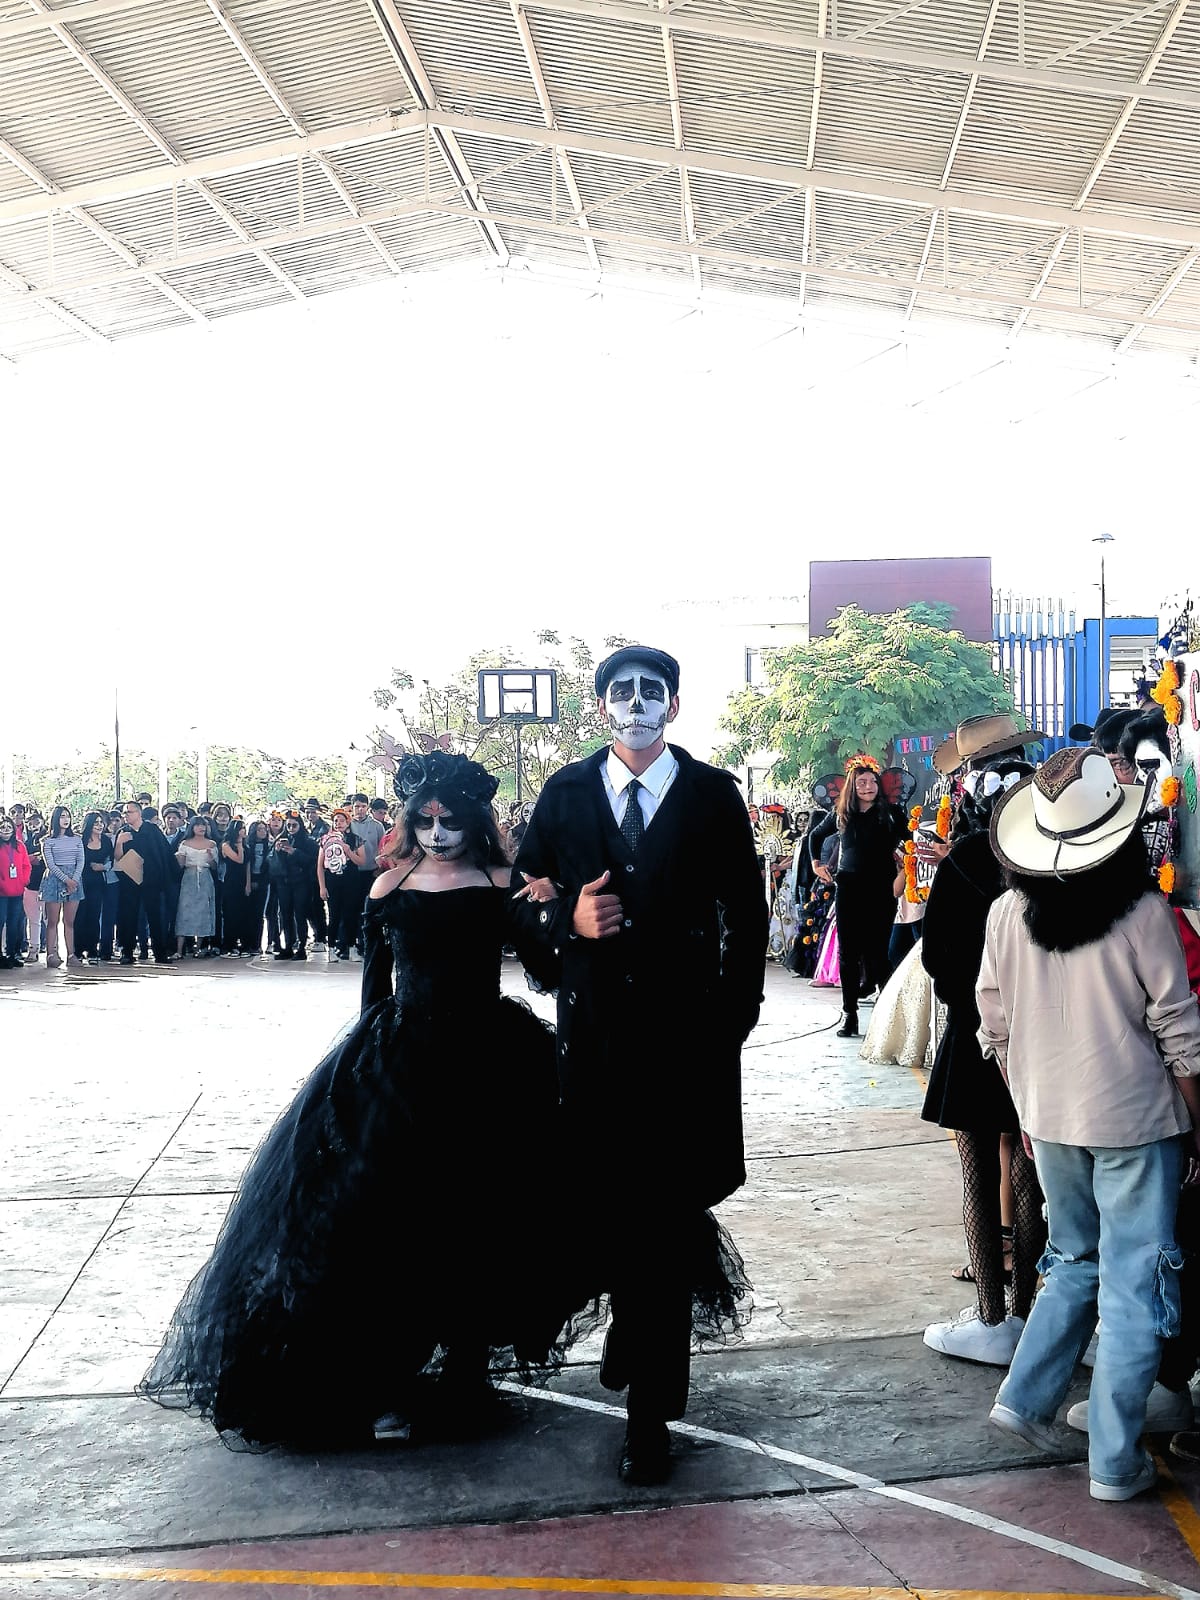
[141,751,581,1450]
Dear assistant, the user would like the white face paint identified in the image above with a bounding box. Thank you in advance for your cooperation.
[413,799,467,861]
[1132,736,1173,804]
[604,663,672,751]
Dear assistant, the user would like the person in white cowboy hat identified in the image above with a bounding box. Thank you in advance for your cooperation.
[975,745,1200,1501]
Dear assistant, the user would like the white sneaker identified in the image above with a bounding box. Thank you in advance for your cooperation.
[923,1307,1025,1366]
[1081,1327,1099,1368]
[1066,1381,1194,1435]
[312,941,326,953]
[989,1402,1061,1452]
[1091,1451,1157,1501]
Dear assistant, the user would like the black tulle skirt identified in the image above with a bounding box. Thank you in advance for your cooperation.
[140,994,751,1449]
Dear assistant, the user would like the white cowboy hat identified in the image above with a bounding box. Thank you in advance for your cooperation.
[990,746,1149,878]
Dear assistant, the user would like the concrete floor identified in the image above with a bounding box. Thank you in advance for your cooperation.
[3,953,1199,1600]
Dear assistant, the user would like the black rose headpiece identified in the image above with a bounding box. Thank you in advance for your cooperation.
[394,752,499,808]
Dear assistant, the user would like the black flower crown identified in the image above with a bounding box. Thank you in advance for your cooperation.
[394,752,499,806]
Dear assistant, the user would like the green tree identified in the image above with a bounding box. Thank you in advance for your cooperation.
[715,604,1015,784]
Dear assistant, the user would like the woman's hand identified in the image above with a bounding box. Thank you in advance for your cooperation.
[813,861,833,884]
[512,872,558,903]
[915,837,949,866]
[320,887,329,902]
[65,878,78,893]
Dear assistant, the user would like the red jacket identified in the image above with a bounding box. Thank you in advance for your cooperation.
[0,836,31,897]
[1175,908,1200,997]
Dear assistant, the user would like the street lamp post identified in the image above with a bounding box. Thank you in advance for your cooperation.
[1093,533,1115,717]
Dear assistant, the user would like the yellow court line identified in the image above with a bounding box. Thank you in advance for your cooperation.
[1154,1449,1200,1571]
[0,1567,1180,1600]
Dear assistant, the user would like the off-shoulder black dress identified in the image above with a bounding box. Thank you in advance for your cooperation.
[140,877,579,1447]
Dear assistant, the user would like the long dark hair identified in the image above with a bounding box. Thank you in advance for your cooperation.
[1007,830,1154,953]
[184,816,212,842]
[81,811,111,854]
[49,805,74,838]
[392,783,508,871]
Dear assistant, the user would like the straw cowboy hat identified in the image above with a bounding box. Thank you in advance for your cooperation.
[932,713,1044,776]
[989,746,1149,878]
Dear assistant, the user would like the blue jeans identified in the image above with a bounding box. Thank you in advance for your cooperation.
[997,1135,1184,1488]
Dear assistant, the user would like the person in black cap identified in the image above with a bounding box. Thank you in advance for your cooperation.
[509,645,766,1485]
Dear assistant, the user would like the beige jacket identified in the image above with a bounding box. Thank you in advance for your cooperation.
[976,890,1200,1147]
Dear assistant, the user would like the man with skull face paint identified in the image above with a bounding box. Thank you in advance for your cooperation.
[509,645,767,1485]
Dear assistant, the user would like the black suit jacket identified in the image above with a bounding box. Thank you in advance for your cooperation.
[510,744,767,1208]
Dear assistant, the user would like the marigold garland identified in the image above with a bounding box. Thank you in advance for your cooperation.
[935,795,953,840]
[904,804,924,902]
[1162,776,1182,807]
[1151,661,1184,725]
[1159,861,1176,895]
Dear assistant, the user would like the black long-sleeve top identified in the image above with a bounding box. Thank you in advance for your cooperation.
[808,803,907,880]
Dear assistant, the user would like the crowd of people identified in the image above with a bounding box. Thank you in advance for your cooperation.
[790,696,1200,1502]
[0,793,413,969]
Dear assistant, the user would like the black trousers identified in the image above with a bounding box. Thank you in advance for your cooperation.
[597,1208,695,1422]
[306,876,329,945]
[277,878,309,952]
[118,878,166,959]
[264,882,282,949]
[220,878,247,952]
[76,881,105,957]
[834,873,894,1014]
[325,873,355,955]
[350,870,374,952]
[245,880,268,953]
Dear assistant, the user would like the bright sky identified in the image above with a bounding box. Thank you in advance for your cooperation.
[5,263,1194,762]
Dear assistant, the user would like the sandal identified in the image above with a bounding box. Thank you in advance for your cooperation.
[951,1227,1013,1285]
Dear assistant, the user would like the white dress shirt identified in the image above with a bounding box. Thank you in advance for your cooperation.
[603,745,679,833]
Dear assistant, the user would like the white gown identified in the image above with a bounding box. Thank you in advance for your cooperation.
[860,939,938,1069]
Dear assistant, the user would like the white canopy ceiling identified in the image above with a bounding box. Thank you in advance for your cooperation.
[3,0,1200,366]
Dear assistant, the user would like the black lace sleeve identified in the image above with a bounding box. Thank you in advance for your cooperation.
[360,895,395,1011]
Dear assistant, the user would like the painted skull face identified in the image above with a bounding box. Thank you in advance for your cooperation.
[604,663,672,751]
[414,798,467,861]
[1132,736,1173,811]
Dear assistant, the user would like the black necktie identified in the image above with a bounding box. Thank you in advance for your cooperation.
[621,779,645,853]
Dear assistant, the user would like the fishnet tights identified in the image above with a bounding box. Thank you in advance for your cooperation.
[955,1131,1045,1325]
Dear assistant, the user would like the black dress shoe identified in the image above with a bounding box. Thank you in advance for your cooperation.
[291,948,307,961]
[835,1012,858,1038]
[119,955,136,966]
[273,950,292,961]
[618,1418,671,1485]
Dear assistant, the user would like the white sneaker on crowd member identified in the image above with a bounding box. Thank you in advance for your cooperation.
[989,1401,1061,1453]
[1066,1381,1193,1435]
[923,1307,1025,1366]
[1081,1327,1099,1368]
[1090,1451,1158,1502]
[312,940,326,953]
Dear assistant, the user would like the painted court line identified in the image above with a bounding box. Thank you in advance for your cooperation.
[502,1386,1200,1600]
[0,1574,1182,1599]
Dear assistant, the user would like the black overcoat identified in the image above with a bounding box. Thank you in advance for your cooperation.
[920,830,1019,1135]
[509,745,768,1210]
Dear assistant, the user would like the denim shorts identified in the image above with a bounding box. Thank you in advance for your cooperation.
[41,876,83,904]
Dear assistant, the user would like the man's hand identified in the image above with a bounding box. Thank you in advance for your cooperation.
[571,870,623,938]
[813,861,833,884]
[915,836,949,865]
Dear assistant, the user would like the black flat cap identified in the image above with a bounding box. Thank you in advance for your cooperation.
[1068,707,1138,749]
[595,646,680,699]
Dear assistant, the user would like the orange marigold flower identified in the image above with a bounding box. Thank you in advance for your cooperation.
[1165,694,1183,726]
[1162,776,1182,807]
[1159,861,1176,895]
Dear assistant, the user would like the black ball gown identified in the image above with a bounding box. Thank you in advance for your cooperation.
[140,877,579,1448]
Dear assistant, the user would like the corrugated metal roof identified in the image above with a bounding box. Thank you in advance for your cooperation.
[2,0,1200,362]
